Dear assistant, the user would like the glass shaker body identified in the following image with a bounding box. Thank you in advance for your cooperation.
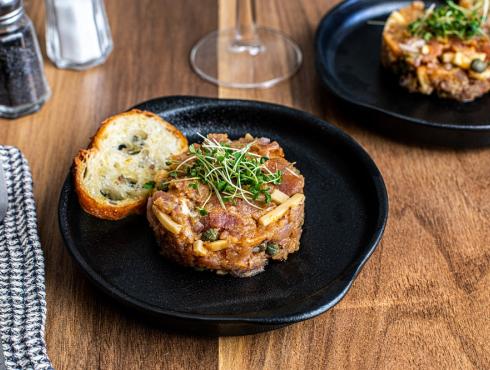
[45,0,113,70]
[0,11,50,118]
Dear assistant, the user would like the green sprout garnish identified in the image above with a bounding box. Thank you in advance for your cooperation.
[161,135,282,210]
[408,1,486,41]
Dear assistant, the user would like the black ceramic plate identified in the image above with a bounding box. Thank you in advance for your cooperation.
[58,96,388,336]
[315,0,490,147]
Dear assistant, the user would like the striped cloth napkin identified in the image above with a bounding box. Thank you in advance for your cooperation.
[0,146,52,370]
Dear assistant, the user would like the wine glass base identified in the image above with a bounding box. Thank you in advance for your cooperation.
[190,28,302,89]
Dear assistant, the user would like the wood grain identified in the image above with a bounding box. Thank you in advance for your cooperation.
[0,0,488,369]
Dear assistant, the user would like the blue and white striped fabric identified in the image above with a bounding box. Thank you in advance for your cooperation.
[0,147,52,370]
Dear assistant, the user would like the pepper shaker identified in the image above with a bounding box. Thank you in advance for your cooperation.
[45,0,113,70]
[0,0,50,118]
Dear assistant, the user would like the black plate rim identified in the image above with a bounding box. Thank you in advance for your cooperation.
[58,95,389,326]
[314,0,490,132]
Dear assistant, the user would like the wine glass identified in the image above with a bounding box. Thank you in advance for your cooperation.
[190,0,302,89]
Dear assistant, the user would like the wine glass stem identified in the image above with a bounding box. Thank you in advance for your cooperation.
[231,0,263,55]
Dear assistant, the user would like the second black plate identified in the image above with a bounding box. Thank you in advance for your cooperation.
[59,96,388,336]
[315,0,490,147]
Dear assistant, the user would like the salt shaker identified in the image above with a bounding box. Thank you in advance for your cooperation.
[0,0,50,118]
[45,0,113,70]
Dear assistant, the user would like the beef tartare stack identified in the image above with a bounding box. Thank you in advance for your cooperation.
[147,133,305,277]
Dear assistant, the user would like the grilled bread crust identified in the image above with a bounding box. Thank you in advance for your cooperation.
[74,109,187,220]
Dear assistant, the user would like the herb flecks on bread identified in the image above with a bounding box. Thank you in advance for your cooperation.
[74,109,187,220]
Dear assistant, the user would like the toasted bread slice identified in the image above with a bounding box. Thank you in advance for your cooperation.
[74,109,187,220]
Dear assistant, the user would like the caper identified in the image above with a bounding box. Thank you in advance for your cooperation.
[470,58,487,73]
[253,242,269,253]
[265,243,279,256]
[202,228,219,242]
[157,182,169,191]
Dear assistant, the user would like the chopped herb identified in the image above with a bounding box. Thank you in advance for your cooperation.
[118,175,137,186]
[100,189,122,201]
[198,208,208,216]
[408,1,485,41]
[127,147,141,155]
[132,135,145,143]
[143,181,156,190]
[202,228,218,241]
[189,182,198,190]
[117,142,141,155]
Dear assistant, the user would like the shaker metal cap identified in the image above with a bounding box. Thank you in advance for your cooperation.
[0,0,22,21]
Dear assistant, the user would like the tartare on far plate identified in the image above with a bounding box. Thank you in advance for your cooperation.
[381,1,490,102]
[147,133,305,277]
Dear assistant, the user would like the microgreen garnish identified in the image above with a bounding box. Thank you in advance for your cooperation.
[143,181,155,190]
[408,1,486,41]
[162,135,283,209]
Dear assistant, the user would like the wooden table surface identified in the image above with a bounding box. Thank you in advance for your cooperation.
[1,0,489,369]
